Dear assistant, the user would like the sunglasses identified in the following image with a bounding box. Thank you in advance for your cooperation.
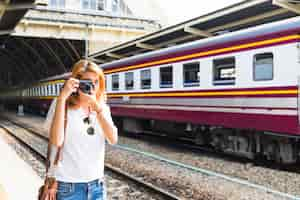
[83,116,95,135]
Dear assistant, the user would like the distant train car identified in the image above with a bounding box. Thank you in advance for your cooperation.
[0,74,66,115]
[3,16,300,163]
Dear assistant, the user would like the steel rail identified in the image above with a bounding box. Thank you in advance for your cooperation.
[0,119,182,200]
[3,117,300,199]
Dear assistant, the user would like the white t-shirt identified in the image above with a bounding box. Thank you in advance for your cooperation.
[44,98,117,182]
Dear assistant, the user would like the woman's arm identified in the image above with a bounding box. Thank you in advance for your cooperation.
[49,98,66,146]
[49,78,79,147]
[96,106,118,145]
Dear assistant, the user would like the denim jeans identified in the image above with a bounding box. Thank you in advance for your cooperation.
[56,179,106,200]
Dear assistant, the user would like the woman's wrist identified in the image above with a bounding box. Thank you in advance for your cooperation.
[57,94,67,102]
[95,105,103,115]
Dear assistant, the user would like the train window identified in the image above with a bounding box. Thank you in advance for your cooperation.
[183,62,200,87]
[54,84,57,95]
[51,84,54,96]
[160,66,173,88]
[53,84,57,96]
[57,84,61,94]
[141,69,151,89]
[58,83,63,92]
[213,57,235,85]
[254,53,273,81]
[112,74,119,91]
[52,84,54,96]
[40,86,42,96]
[48,84,52,96]
[45,85,47,96]
[125,72,134,90]
[41,86,44,96]
[47,85,50,96]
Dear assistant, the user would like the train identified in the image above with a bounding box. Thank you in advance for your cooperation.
[3,16,300,164]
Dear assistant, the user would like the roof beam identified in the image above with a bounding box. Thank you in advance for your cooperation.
[117,34,197,58]
[184,26,213,37]
[89,0,271,59]
[105,52,124,59]
[136,42,159,50]
[158,34,196,47]
[208,8,289,33]
[88,57,106,64]
[0,29,13,35]
[273,0,300,15]
[0,2,36,11]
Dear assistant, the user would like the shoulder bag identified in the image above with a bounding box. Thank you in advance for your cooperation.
[38,104,67,200]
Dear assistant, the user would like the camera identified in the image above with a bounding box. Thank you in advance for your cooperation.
[79,80,94,94]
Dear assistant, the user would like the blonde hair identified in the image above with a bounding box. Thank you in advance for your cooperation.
[67,59,106,107]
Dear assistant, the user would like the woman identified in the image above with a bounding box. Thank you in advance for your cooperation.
[45,59,118,200]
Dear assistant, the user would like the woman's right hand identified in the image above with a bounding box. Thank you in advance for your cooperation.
[59,78,79,101]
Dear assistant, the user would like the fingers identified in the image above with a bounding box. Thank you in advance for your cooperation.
[59,78,79,99]
[68,78,79,89]
[66,78,79,92]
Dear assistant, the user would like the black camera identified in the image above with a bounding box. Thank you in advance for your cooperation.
[79,80,94,94]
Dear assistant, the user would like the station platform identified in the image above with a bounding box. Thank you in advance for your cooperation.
[0,129,43,200]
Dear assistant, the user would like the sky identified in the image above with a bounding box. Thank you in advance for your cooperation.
[156,0,244,25]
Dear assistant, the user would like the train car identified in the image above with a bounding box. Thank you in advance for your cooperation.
[0,74,66,115]
[2,16,300,163]
[101,16,300,164]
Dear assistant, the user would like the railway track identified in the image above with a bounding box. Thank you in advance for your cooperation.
[0,119,180,200]
[1,116,300,199]
[122,130,300,172]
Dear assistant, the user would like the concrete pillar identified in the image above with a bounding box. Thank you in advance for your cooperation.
[17,105,24,116]
[0,104,4,111]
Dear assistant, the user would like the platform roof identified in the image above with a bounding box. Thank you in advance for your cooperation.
[89,0,300,64]
[0,0,36,36]
[0,1,85,88]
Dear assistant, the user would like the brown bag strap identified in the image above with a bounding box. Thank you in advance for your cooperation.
[45,101,68,174]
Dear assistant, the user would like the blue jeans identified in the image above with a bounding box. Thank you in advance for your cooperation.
[56,179,106,200]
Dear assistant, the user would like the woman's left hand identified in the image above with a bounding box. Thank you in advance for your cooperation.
[81,93,104,115]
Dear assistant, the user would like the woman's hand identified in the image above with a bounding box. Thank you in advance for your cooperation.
[59,78,79,101]
[81,92,104,115]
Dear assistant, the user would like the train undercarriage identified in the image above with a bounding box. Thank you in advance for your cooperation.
[116,117,299,164]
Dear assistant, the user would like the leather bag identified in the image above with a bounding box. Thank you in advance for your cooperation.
[38,104,67,200]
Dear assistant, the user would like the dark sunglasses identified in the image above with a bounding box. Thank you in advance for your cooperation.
[83,116,95,135]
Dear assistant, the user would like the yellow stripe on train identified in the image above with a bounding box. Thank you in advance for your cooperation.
[104,35,300,74]
[107,89,298,98]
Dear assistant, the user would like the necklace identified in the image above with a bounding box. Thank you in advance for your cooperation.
[82,107,95,135]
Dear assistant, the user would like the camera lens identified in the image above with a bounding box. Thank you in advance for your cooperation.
[79,80,93,94]
[85,84,90,92]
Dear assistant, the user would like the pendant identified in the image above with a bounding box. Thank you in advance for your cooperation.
[87,126,95,135]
